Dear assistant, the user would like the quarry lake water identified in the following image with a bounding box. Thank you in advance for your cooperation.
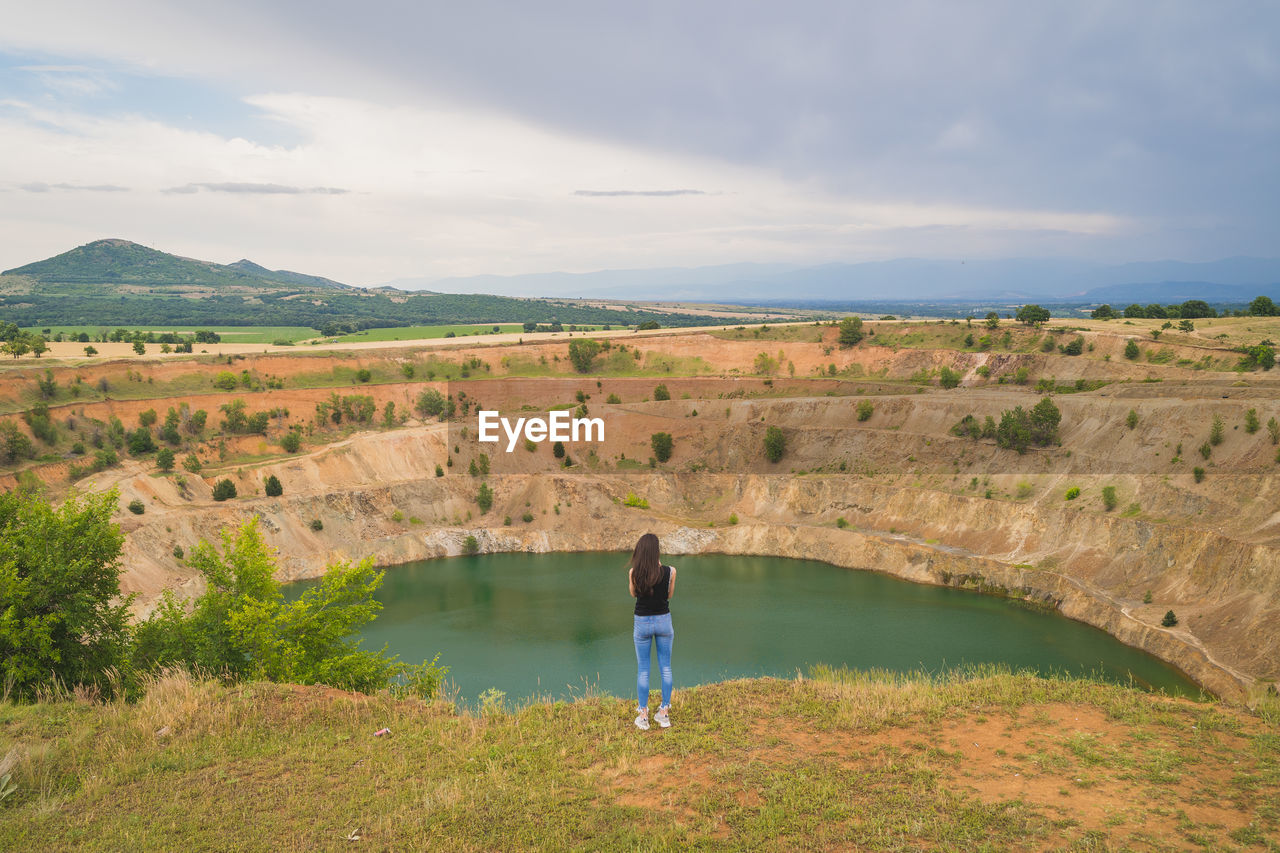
[288,551,1200,703]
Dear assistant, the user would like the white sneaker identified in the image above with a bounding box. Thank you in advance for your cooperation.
[634,710,650,730]
[654,707,671,728]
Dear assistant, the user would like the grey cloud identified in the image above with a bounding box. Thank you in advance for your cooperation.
[19,182,129,192]
[165,182,349,195]
[217,0,1279,259]
[573,189,706,197]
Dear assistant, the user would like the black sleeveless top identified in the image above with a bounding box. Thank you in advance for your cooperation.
[633,565,672,616]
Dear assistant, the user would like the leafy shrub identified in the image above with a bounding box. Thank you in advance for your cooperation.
[1199,441,1212,460]
[310,518,324,531]
[183,453,202,473]
[1193,466,1205,483]
[131,519,445,696]
[522,512,534,523]
[212,479,237,501]
[355,368,372,383]
[435,464,444,477]
[552,440,565,458]
[856,400,874,421]
[1123,339,1140,359]
[1245,408,1260,434]
[1065,486,1080,500]
[729,513,739,525]
[606,393,621,404]
[653,384,671,401]
[837,316,864,346]
[1126,409,1139,430]
[281,430,301,453]
[567,338,601,373]
[763,426,786,462]
[264,474,283,497]
[0,489,130,700]
[622,492,650,508]
[1059,336,1084,356]
[938,366,961,388]
[835,517,848,529]
[155,447,175,471]
[1101,485,1118,511]
[650,432,673,462]
[476,483,494,513]
[463,535,479,555]
[1162,610,1178,627]
[127,499,145,515]
[213,371,238,390]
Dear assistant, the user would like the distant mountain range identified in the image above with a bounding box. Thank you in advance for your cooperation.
[385,257,1280,304]
[0,239,739,329]
[3,238,351,292]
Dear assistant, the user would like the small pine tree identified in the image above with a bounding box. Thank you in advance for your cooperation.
[1123,339,1140,360]
[1209,413,1225,446]
[653,384,671,401]
[1126,409,1139,430]
[1245,408,1260,434]
[650,432,673,463]
[1161,610,1178,627]
[763,426,786,463]
[476,483,494,513]
[1101,485,1118,511]
[155,447,175,471]
[1269,417,1280,445]
[552,441,565,458]
[212,479,237,501]
[264,474,283,497]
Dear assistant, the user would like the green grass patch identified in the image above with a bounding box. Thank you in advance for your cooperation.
[331,324,526,342]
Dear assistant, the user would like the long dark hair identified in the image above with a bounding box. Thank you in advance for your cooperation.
[630,533,663,596]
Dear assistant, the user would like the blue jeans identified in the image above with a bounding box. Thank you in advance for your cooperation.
[633,613,674,708]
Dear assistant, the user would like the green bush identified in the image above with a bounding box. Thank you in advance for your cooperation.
[1162,610,1178,628]
[938,366,961,388]
[653,384,671,401]
[837,316,864,346]
[213,371,237,390]
[835,517,848,529]
[1101,485,1118,511]
[183,453,202,473]
[650,432,673,462]
[127,499,145,515]
[1245,408,1260,434]
[1065,486,1080,500]
[1126,409,1139,430]
[856,400,874,421]
[568,338,601,373]
[763,426,786,463]
[0,489,130,700]
[310,518,324,531]
[212,479,237,501]
[522,512,534,523]
[463,535,480,555]
[435,464,444,477]
[552,440,565,459]
[622,492,650,508]
[355,368,372,383]
[1123,339,1140,359]
[1193,466,1205,483]
[264,474,283,497]
[281,431,302,453]
[476,483,494,513]
[131,519,445,697]
[1210,413,1225,446]
[155,447,175,471]
[729,513,739,525]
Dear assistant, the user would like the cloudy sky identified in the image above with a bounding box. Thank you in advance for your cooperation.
[0,1,1276,285]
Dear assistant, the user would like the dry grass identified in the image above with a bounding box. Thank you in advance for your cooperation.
[1,667,1276,851]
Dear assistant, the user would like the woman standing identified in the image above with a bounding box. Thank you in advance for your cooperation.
[629,532,676,730]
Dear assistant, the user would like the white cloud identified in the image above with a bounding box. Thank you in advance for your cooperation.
[0,89,1132,282]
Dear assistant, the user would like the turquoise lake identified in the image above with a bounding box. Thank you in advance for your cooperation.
[288,551,1201,703]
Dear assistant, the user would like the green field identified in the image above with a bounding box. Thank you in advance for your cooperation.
[22,325,318,344]
[330,323,610,343]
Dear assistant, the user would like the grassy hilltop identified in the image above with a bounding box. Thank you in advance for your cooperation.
[1,668,1277,851]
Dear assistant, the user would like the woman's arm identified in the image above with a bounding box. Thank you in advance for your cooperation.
[668,566,677,599]
[628,567,637,598]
